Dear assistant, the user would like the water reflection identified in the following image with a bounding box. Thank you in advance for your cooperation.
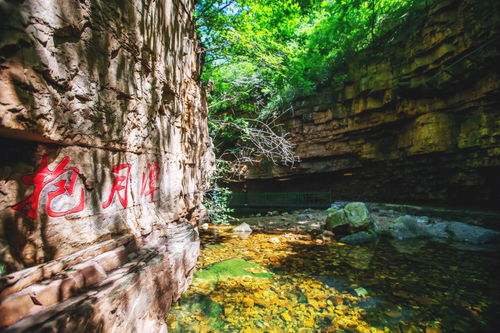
[167,224,500,332]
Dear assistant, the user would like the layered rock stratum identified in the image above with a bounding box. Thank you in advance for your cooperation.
[0,0,213,331]
[242,0,500,207]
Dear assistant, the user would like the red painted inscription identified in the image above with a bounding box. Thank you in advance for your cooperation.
[102,164,132,209]
[12,155,85,219]
[141,162,160,202]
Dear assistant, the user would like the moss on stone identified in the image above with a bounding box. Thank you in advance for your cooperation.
[194,258,272,284]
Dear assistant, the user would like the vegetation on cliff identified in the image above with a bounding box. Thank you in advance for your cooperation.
[196,0,433,222]
[196,0,431,121]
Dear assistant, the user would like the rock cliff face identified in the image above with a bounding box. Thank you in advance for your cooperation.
[0,0,213,331]
[244,0,500,207]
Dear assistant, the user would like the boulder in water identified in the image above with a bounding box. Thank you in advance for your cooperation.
[344,202,372,228]
[389,215,429,240]
[233,222,252,237]
[425,222,449,238]
[325,208,348,231]
[234,222,252,232]
[447,222,500,244]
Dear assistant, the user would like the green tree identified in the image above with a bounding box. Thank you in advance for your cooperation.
[196,0,432,222]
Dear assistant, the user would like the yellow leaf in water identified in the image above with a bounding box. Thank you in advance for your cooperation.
[225,305,234,315]
[243,297,255,307]
[310,301,320,311]
[304,318,315,327]
[281,311,292,321]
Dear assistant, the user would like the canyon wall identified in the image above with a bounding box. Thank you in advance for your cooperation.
[244,0,500,208]
[0,0,213,331]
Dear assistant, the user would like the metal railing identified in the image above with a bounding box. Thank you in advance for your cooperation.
[229,192,331,208]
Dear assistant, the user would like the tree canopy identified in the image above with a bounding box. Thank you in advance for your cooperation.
[196,0,430,125]
[196,0,432,222]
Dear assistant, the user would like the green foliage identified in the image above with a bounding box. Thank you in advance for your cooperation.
[203,159,234,224]
[197,0,431,121]
[197,0,432,211]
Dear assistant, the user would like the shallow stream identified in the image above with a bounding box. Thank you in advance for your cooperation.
[166,223,500,332]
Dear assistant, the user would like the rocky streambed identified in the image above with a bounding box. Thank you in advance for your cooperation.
[167,203,500,332]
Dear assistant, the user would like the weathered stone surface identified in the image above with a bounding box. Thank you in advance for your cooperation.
[447,222,500,244]
[0,0,212,330]
[238,0,500,207]
[233,222,252,233]
[344,202,371,228]
[387,215,500,243]
[324,208,348,231]
[2,224,200,333]
[389,216,431,240]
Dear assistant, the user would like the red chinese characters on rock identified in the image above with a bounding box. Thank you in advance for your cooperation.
[12,155,85,220]
[13,158,161,218]
[102,164,132,209]
[141,162,160,202]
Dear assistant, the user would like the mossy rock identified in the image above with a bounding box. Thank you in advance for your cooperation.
[194,258,272,284]
[344,202,371,228]
[325,208,348,231]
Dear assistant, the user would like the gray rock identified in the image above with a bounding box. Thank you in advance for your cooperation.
[372,215,394,234]
[324,208,348,231]
[425,222,449,239]
[233,222,252,232]
[233,222,252,235]
[389,215,429,240]
[339,231,376,245]
[330,201,349,209]
[298,213,313,221]
[447,222,500,244]
[344,202,371,228]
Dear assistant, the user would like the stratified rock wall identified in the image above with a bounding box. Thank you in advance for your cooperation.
[245,0,500,207]
[0,0,213,331]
